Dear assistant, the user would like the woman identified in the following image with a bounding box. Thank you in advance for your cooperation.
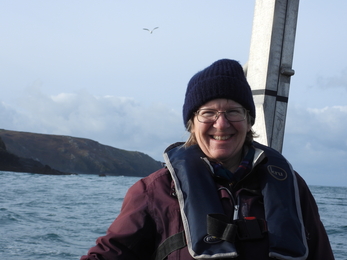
[81,59,334,259]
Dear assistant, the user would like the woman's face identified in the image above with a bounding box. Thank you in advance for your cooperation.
[191,99,251,166]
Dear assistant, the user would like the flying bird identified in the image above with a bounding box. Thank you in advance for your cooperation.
[143,27,159,34]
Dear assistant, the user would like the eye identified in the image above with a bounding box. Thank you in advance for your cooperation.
[199,110,216,117]
[227,108,243,115]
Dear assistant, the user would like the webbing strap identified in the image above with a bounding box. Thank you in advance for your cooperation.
[152,231,186,260]
[207,214,238,243]
[207,214,268,242]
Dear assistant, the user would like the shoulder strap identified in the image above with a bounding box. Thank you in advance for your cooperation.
[152,231,186,260]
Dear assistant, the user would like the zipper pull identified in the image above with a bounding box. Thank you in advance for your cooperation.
[233,205,239,220]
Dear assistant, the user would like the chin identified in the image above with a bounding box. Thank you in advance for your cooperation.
[212,153,233,162]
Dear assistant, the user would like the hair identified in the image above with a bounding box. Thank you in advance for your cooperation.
[184,111,257,148]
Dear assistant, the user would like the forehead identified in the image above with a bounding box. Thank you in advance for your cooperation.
[199,99,242,109]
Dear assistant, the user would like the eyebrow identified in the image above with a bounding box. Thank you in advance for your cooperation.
[199,106,242,110]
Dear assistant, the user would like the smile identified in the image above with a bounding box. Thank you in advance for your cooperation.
[212,135,232,140]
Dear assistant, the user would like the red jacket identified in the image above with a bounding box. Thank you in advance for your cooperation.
[81,165,334,260]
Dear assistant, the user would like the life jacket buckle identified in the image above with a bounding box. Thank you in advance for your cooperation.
[235,217,267,240]
[206,214,238,243]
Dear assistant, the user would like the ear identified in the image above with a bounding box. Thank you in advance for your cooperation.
[187,117,196,133]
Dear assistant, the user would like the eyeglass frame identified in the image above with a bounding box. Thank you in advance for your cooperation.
[194,107,249,123]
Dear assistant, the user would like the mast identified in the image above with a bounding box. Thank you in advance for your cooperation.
[246,0,300,153]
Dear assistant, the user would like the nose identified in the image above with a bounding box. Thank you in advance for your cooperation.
[213,112,230,128]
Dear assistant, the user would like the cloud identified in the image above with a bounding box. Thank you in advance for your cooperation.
[0,101,24,126]
[1,84,186,161]
[279,64,347,186]
[283,104,347,186]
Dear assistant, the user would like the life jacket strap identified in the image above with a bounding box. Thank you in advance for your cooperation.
[152,231,186,260]
[207,214,268,242]
[207,214,238,243]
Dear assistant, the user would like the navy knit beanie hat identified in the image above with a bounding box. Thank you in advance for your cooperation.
[183,59,255,128]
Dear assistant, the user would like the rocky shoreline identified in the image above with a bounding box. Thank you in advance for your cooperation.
[0,138,71,175]
[0,129,162,176]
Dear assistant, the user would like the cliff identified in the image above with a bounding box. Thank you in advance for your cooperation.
[0,136,71,175]
[0,129,163,177]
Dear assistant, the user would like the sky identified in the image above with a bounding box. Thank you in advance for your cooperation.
[1,1,346,187]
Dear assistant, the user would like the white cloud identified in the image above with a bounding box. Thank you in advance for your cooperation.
[283,104,347,186]
[1,86,185,161]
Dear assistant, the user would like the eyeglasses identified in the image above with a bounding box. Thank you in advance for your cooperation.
[195,107,248,123]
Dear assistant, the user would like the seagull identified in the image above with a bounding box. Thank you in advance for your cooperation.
[143,27,159,34]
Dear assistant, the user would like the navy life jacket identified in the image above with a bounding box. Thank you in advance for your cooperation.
[158,142,308,260]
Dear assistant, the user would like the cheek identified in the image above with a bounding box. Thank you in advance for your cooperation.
[191,118,203,135]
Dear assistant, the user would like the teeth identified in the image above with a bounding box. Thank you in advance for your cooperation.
[212,135,231,140]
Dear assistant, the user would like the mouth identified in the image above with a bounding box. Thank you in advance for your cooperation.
[211,135,232,140]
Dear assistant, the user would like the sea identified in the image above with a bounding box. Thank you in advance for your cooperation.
[0,171,346,259]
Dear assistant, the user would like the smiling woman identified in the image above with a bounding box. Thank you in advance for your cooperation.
[81,59,334,260]
[190,99,251,172]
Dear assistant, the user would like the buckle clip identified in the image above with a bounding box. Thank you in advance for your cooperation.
[236,217,267,240]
